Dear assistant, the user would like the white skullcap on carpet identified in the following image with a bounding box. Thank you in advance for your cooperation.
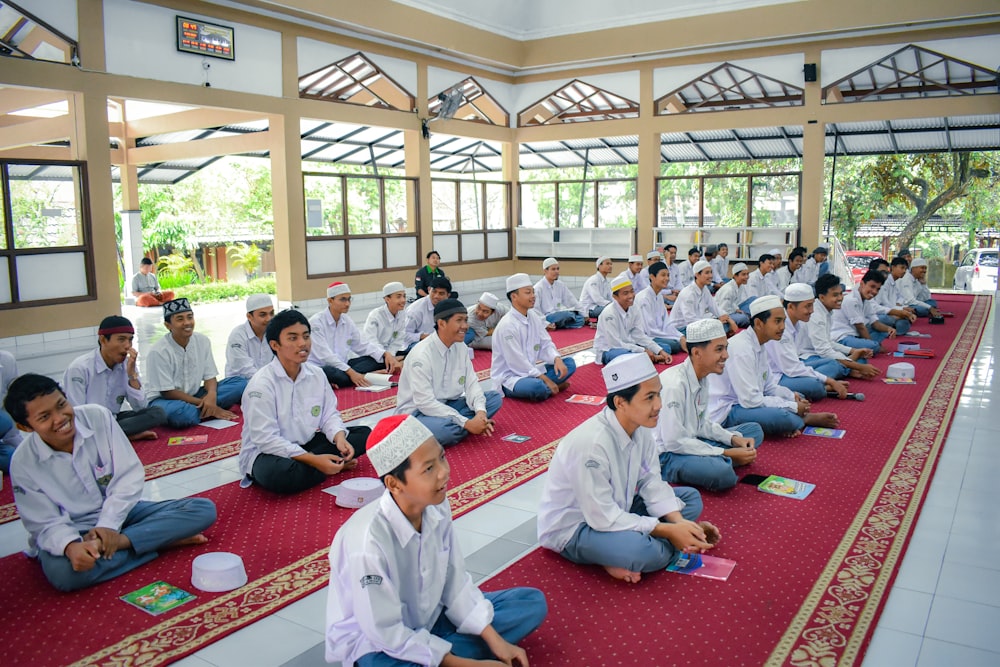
[506,273,532,292]
[542,257,559,269]
[367,414,434,477]
[603,353,657,393]
[610,276,633,293]
[245,294,273,313]
[731,262,748,275]
[646,251,662,260]
[750,295,783,317]
[327,282,351,298]
[784,283,815,302]
[686,318,726,343]
[382,281,406,297]
[911,258,928,268]
[478,292,499,309]
[595,255,611,268]
[693,260,712,275]
[628,254,643,263]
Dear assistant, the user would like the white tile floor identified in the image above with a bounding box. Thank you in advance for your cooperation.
[4,293,996,666]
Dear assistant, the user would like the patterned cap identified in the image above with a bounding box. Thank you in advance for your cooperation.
[367,415,434,477]
[628,254,643,263]
[595,255,611,268]
[646,251,662,260]
[911,258,928,268]
[602,353,657,393]
[686,318,726,343]
[163,298,192,321]
[327,282,351,298]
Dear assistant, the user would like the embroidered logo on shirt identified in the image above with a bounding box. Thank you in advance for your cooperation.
[347,339,354,346]
[231,342,242,349]
[533,344,540,351]
[311,405,320,417]
[116,395,126,405]
[458,375,466,385]
[585,459,600,469]
[248,391,263,400]
[71,376,85,385]
[667,400,681,409]
[360,574,383,588]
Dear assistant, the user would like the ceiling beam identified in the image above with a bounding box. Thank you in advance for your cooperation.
[0,115,72,151]
[126,107,265,137]
[127,130,271,164]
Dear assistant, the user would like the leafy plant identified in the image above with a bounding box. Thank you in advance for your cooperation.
[174,276,276,303]
[157,253,195,278]
[227,243,263,280]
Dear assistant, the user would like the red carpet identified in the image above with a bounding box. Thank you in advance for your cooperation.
[482,294,990,667]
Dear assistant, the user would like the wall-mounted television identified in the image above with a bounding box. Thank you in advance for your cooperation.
[176,16,234,61]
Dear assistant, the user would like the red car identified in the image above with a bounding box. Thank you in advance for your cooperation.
[845,251,883,284]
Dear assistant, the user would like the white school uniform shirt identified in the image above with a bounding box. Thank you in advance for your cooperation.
[579,271,612,313]
[764,318,828,382]
[657,359,738,457]
[830,289,878,341]
[238,358,347,483]
[673,260,696,288]
[465,303,507,343]
[593,300,662,364]
[64,348,147,414]
[537,407,686,553]
[225,321,272,379]
[796,258,819,285]
[670,283,720,329]
[896,272,934,310]
[326,492,493,666]
[308,308,385,372]
[745,269,781,300]
[801,300,853,360]
[666,262,683,292]
[143,331,218,401]
[0,350,22,446]
[10,404,144,558]
[404,296,436,339]
[634,286,683,340]
[490,307,560,392]
[396,334,487,427]
[364,304,413,356]
[774,266,794,292]
[710,255,729,281]
[714,278,747,316]
[615,267,649,294]
[532,276,581,316]
[708,328,796,423]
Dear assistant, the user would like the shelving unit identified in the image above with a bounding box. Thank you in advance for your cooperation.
[516,227,634,259]
[652,226,797,261]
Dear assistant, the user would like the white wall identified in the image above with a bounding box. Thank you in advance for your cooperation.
[13,0,78,40]
[428,66,516,126]
[654,53,805,98]
[512,70,641,122]
[821,35,1000,86]
[298,37,419,98]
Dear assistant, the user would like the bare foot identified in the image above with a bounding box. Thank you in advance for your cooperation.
[129,430,158,441]
[604,566,642,584]
[805,412,840,428]
[784,429,802,438]
[343,459,359,470]
[557,382,570,392]
[167,533,209,549]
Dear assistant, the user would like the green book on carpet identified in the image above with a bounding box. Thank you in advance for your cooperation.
[757,475,815,500]
[120,581,196,616]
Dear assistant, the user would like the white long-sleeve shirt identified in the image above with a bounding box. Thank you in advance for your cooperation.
[326,492,493,666]
[532,277,581,317]
[579,272,612,313]
[710,255,729,281]
[593,300,662,364]
[830,289,878,341]
[403,296,436,339]
[670,283,720,329]
[225,321,273,379]
[538,407,686,553]
[634,286,682,340]
[615,267,649,294]
[10,404,144,557]
[64,348,147,413]
[875,274,902,312]
[490,308,560,392]
[657,359,738,457]
[143,332,218,401]
[238,358,347,482]
[465,303,508,347]
[308,308,385,372]
[364,304,414,356]
[774,266,794,292]
[396,334,487,427]
[764,318,827,382]
[708,328,796,422]
[745,269,781,300]
[714,279,747,316]
[0,350,22,446]
[672,260,696,289]
[801,299,853,360]
[795,257,820,286]
[896,272,934,310]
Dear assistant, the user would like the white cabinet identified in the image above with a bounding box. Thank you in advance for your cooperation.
[516,227,633,259]
[652,226,797,261]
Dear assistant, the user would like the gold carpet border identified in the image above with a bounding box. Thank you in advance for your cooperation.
[70,438,562,667]
[768,295,990,667]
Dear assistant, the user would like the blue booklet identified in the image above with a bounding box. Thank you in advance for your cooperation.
[802,426,846,439]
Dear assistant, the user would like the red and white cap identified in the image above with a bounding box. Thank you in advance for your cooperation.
[367,414,434,477]
[327,282,351,298]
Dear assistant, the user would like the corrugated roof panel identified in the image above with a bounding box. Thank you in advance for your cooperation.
[518,154,556,169]
[614,146,640,163]
[700,141,745,159]
[951,129,1000,149]
[604,135,639,146]
[661,144,707,161]
[894,131,948,151]
[948,114,1000,127]
[227,120,270,132]
[520,141,565,153]
[891,117,945,130]
[660,132,689,143]
[687,129,732,141]
[737,126,786,138]
[746,139,796,157]
[831,120,884,133]
[839,134,894,153]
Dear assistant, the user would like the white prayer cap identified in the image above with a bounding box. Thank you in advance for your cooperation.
[731,262,749,275]
[686,318,726,344]
[478,292,499,310]
[646,251,662,260]
[382,281,406,297]
[749,295,783,317]
[693,260,712,275]
[628,254,643,263]
[595,255,611,268]
[768,248,782,256]
[245,293,273,312]
[506,273,532,293]
[911,258,928,268]
[542,257,559,269]
[784,283,815,302]
[610,276,633,293]
[327,282,351,298]
[603,353,657,393]
[367,414,434,477]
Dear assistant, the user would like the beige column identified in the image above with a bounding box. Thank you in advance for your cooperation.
[77,0,105,71]
[269,113,306,303]
[636,66,657,255]
[799,47,825,250]
[406,64,433,262]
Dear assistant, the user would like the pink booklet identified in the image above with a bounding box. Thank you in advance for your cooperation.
[167,435,209,446]
[565,394,604,405]
[666,553,736,581]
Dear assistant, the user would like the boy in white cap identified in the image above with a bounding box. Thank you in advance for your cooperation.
[634,262,684,354]
[658,319,764,492]
[396,299,503,446]
[615,254,649,294]
[594,277,671,366]
[309,282,401,388]
[533,258,585,329]
[766,284,851,402]
[145,298,246,428]
[709,296,838,437]
[406,276,454,341]
[670,260,732,333]
[464,292,508,350]
[538,353,717,584]
[326,414,547,666]
[642,250,663,291]
[714,262,751,328]
[225,294,275,380]
[491,274,576,402]
[897,258,941,317]
[580,256,614,319]
[800,274,880,380]
[365,281,416,360]
[239,309,371,495]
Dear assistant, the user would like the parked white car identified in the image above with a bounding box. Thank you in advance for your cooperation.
[953,248,998,292]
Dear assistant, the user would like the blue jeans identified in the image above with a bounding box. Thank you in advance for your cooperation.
[601,348,635,365]
[413,392,504,447]
[838,329,883,353]
[724,404,804,436]
[912,298,938,317]
[879,314,911,335]
[357,588,547,667]
[738,296,757,313]
[588,305,607,319]
[778,375,826,401]
[503,359,577,401]
[545,311,585,329]
[728,312,750,328]
[653,337,682,354]
[0,408,20,474]
[659,422,765,491]
[37,498,216,592]
[559,487,703,573]
[150,376,248,428]
[802,355,852,380]
[463,329,477,345]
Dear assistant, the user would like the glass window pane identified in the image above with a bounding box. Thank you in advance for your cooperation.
[346,177,381,235]
[597,180,636,229]
[384,178,411,234]
[9,171,83,248]
[304,174,343,236]
[703,177,748,228]
[0,179,6,250]
[459,182,483,231]
[558,182,594,228]
[520,183,556,228]
[432,180,457,232]
[484,183,507,230]
[751,175,800,227]
[658,178,699,227]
